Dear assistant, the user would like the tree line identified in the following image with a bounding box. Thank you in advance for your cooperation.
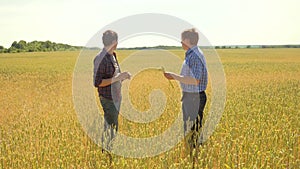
[215,45,300,49]
[1,41,299,53]
[0,40,83,53]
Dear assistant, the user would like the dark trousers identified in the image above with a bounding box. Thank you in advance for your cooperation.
[182,91,207,146]
[100,96,121,151]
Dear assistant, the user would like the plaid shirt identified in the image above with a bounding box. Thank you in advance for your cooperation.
[180,46,208,92]
[93,49,121,100]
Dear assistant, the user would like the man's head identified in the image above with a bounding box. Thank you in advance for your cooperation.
[102,30,118,50]
[181,28,199,50]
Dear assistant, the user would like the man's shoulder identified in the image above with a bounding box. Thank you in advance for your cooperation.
[97,49,109,57]
[94,50,109,62]
[190,47,207,64]
[189,52,202,62]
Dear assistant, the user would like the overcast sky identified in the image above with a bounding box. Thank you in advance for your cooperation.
[0,0,299,48]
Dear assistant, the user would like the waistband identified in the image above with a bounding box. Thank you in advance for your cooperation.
[183,91,205,95]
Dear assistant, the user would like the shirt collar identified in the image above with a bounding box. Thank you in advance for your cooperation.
[185,46,198,57]
[102,48,115,57]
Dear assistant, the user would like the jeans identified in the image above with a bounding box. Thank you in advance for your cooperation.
[182,91,207,146]
[100,96,121,151]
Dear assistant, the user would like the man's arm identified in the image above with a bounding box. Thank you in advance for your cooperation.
[164,72,200,85]
[94,54,131,87]
[98,72,131,87]
[164,54,203,85]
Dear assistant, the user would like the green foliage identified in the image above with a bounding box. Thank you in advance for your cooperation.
[1,40,300,54]
[216,45,300,49]
[2,40,83,53]
[0,46,4,53]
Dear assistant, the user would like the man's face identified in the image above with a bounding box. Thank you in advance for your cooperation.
[181,38,189,51]
[112,40,118,50]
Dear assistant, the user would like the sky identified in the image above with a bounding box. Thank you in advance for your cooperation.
[0,0,299,48]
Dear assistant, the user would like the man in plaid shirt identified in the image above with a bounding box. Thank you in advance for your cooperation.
[164,28,208,151]
[93,30,131,152]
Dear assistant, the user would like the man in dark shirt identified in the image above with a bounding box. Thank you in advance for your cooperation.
[93,30,131,151]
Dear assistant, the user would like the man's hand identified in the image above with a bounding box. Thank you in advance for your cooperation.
[116,72,131,81]
[99,72,131,87]
[164,72,200,85]
[164,72,177,80]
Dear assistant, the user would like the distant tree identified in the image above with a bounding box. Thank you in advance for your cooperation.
[8,47,17,53]
[5,40,83,53]
[18,40,27,50]
[69,47,76,51]
[44,40,53,50]
[246,45,251,48]
[11,41,18,48]
[0,46,4,53]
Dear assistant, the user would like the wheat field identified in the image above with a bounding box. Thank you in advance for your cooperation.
[0,49,299,168]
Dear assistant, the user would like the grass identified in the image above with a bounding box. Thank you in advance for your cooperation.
[0,49,299,168]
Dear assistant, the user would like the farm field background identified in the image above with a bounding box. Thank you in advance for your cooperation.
[0,49,299,168]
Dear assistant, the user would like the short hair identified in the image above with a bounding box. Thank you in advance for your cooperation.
[102,30,118,47]
[181,28,199,45]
